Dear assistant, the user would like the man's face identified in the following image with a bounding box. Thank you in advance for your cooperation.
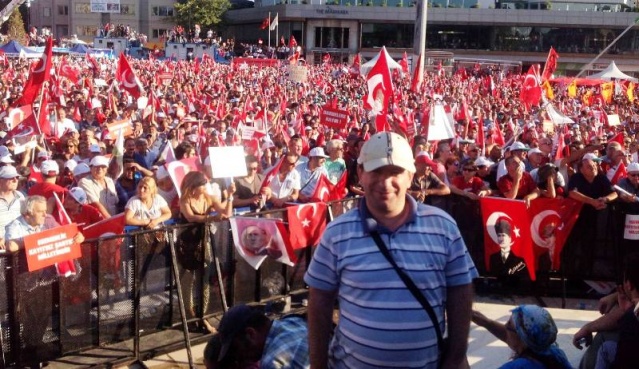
[125,140,136,154]
[91,165,107,180]
[628,171,639,186]
[580,159,598,179]
[506,157,522,176]
[245,227,268,251]
[136,140,148,153]
[63,196,81,214]
[0,175,19,192]
[26,201,47,227]
[289,140,303,156]
[358,165,413,217]
[497,232,512,250]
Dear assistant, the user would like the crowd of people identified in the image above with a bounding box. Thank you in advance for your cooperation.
[0,42,638,368]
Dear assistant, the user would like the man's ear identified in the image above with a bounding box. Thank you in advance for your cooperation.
[244,326,259,344]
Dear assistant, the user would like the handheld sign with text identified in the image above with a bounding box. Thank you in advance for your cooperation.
[208,146,248,179]
[320,106,349,130]
[24,223,81,272]
[106,119,133,140]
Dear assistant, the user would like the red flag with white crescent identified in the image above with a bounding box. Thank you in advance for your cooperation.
[480,197,536,280]
[519,64,542,108]
[116,53,142,98]
[286,203,327,250]
[364,48,393,132]
[14,37,53,106]
[528,198,582,272]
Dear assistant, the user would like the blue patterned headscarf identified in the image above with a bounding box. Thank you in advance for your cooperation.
[511,305,572,369]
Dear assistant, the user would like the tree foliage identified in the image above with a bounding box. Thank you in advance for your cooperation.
[173,0,231,30]
[6,9,27,44]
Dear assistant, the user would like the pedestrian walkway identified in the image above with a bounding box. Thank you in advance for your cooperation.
[139,294,603,368]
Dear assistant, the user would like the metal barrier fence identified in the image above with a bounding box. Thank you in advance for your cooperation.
[0,194,632,367]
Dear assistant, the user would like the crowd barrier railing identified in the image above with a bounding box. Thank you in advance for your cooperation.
[0,194,630,367]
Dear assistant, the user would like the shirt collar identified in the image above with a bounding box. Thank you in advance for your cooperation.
[359,195,418,234]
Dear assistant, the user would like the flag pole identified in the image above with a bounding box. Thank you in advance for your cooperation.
[268,12,271,49]
[276,13,279,55]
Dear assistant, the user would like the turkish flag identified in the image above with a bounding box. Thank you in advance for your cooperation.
[364,47,393,132]
[59,58,80,85]
[166,157,202,197]
[289,35,297,49]
[52,192,78,277]
[2,105,41,144]
[286,203,327,250]
[349,53,361,77]
[541,47,559,82]
[492,116,506,146]
[528,198,582,272]
[82,213,126,239]
[86,52,100,73]
[411,53,423,93]
[480,197,536,280]
[82,213,126,288]
[116,53,142,98]
[611,161,627,185]
[400,52,409,74]
[14,37,53,106]
[259,157,283,193]
[519,64,542,108]
[229,217,295,270]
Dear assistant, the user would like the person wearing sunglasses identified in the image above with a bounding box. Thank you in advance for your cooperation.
[0,165,25,251]
[233,155,268,212]
[615,162,639,210]
[471,305,572,369]
[267,152,300,208]
[450,160,491,200]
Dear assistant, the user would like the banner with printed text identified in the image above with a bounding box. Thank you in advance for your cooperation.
[90,0,120,13]
[24,224,81,272]
[320,106,349,130]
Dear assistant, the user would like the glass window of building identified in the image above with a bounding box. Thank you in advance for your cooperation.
[120,4,135,15]
[314,27,350,49]
[58,5,68,15]
[152,6,174,16]
[75,3,91,14]
[43,7,50,17]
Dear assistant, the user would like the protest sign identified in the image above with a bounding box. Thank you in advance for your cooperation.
[607,114,620,126]
[624,214,639,240]
[208,146,248,179]
[106,118,133,139]
[319,106,349,130]
[288,65,308,83]
[24,223,81,272]
[242,126,256,140]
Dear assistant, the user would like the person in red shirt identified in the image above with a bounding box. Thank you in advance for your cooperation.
[497,156,537,199]
[63,187,104,228]
[28,160,68,211]
[450,160,491,200]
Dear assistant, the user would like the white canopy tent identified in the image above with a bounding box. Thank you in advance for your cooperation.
[360,46,403,74]
[586,61,638,82]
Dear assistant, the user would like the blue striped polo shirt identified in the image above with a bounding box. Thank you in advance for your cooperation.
[304,196,478,369]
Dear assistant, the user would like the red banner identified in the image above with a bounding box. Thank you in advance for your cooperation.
[234,58,279,68]
[480,197,535,280]
[319,106,349,130]
[24,223,81,272]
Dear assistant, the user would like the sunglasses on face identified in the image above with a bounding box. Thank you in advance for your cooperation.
[463,168,477,172]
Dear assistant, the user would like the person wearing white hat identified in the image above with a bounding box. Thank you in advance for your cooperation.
[27,160,67,212]
[296,146,329,202]
[616,162,639,204]
[305,132,477,369]
[79,156,119,218]
[62,187,104,226]
[0,165,25,251]
[496,141,528,181]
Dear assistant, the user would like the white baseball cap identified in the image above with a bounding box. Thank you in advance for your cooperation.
[474,156,494,167]
[627,162,639,173]
[582,153,603,162]
[90,155,110,167]
[64,159,78,172]
[73,162,91,176]
[0,165,18,179]
[528,148,544,156]
[89,143,102,153]
[309,147,329,158]
[357,132,416,173]
[37,151,50,159]
[40,160,60,175]
[509,142,529,151]
[0,145,10,157]
[0,154,14,164]
[68,187,88,205]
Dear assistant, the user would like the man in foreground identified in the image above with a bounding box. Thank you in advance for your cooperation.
[304,132,478,369]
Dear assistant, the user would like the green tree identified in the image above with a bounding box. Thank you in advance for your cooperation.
[173,0,231,30]
[6,8,27,44]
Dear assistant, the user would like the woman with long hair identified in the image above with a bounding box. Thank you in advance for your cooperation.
[177,171,235,333]
[124,176,172,228]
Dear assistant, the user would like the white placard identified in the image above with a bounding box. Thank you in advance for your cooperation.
[607,114,620,126]
[624,213,639,240]
[242,127,256,140]
[288,65,308,83]
[208,146,248,179]
[137,96,148,110]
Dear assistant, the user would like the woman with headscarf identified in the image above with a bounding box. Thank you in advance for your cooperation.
[472,305,572,369]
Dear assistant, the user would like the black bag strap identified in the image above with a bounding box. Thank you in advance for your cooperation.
[370,231,444,350]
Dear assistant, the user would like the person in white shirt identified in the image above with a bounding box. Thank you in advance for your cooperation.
[51,107,78,138]
[267,152,301,208]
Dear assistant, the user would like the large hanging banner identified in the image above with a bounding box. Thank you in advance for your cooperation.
[90,0,121,13]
